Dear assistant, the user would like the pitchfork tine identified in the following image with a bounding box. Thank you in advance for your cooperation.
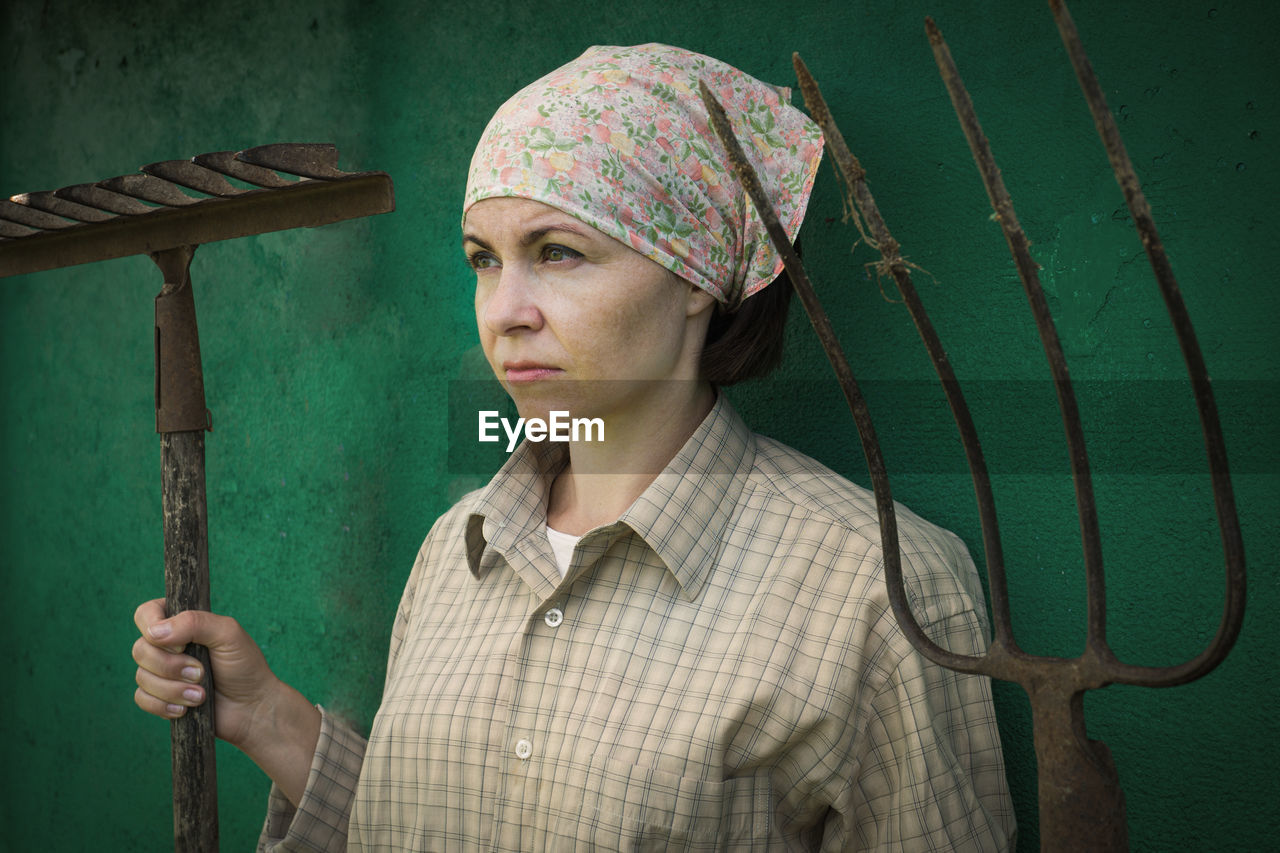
[922,18,1112,654]
[788,56,1017,666]
[696,81,919,667]
[1048,0,1246,687]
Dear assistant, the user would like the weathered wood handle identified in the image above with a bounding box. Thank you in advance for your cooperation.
[162,430,218,851]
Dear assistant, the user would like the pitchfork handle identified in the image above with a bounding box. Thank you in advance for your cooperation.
[154,245,219,852]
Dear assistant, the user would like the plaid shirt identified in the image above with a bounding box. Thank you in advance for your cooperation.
[260,395,1014,851]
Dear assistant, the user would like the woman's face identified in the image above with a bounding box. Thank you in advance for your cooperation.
[464,197,716,425]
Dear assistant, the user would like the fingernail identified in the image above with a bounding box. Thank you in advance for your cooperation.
[183,687,203,702]
[181,666,201,682]
[166,704,185,717]
[149,622,172,640]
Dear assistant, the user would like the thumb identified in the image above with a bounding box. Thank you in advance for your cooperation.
[145,608,242,654]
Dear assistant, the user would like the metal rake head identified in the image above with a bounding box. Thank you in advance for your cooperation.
[700,1,1245,849]
[0,142,393,278]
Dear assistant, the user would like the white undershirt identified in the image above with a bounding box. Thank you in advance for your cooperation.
[545,525,582,578]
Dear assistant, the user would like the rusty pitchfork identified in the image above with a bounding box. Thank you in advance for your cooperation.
[700,1,1245,849]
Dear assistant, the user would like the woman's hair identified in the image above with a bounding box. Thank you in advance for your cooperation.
[701,258,794,386]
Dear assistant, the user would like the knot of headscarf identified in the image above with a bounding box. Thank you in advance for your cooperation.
[463,43,824,305]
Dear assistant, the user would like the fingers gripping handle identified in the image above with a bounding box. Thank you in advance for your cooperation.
[153,245,219,851]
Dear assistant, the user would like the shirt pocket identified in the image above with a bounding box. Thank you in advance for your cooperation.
[569,754,776,852]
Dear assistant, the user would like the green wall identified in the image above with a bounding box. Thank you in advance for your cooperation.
[2,1,1275,849]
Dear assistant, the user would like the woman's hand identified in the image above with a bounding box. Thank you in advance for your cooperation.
[132,599,321,805]
[132,599,274,746]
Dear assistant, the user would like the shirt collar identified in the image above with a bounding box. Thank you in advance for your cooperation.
[464,392,756,601]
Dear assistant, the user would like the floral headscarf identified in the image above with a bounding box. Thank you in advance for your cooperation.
[463,43,824,305]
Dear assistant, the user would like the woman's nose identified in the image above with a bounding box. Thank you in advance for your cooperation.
[481,264,544,336]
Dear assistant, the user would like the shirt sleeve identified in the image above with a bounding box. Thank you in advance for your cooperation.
[256,527,435,850]
[257,707,368,852]
[837,609,1016,852]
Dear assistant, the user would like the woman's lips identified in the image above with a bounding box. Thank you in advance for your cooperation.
[503,363,563,383]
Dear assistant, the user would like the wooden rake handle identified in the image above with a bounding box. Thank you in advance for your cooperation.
[154,245,218,851]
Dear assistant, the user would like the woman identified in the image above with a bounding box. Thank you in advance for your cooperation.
[133,44,1014,850]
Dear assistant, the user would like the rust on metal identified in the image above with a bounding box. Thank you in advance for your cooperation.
[153,245,209,435]
[702,2,1245,849]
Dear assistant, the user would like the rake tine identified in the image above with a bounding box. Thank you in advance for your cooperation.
[0,220,38,238]
[11,190,117,223]
[142,160,246,198]
[789,56,1016,666]
[54,182,155,215]
[238,143,348,180]
[923,18,1110,659]
[99,173,203,207]
[0,198,77,231]
[191,150,298,188]
[1049,0,1245,687]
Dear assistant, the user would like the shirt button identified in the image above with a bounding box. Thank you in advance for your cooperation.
[514,739,533,760]
[544,607,564,628]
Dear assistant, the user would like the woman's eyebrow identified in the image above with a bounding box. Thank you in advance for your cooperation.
[462,223,592,252]
[518,224,592,247]
[461,232,492,252]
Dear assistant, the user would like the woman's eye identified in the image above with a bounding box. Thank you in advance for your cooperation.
[543,244,581,263]
[468,251,498,271]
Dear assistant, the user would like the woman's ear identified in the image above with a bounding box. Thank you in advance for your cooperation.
[684,280,718,319]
